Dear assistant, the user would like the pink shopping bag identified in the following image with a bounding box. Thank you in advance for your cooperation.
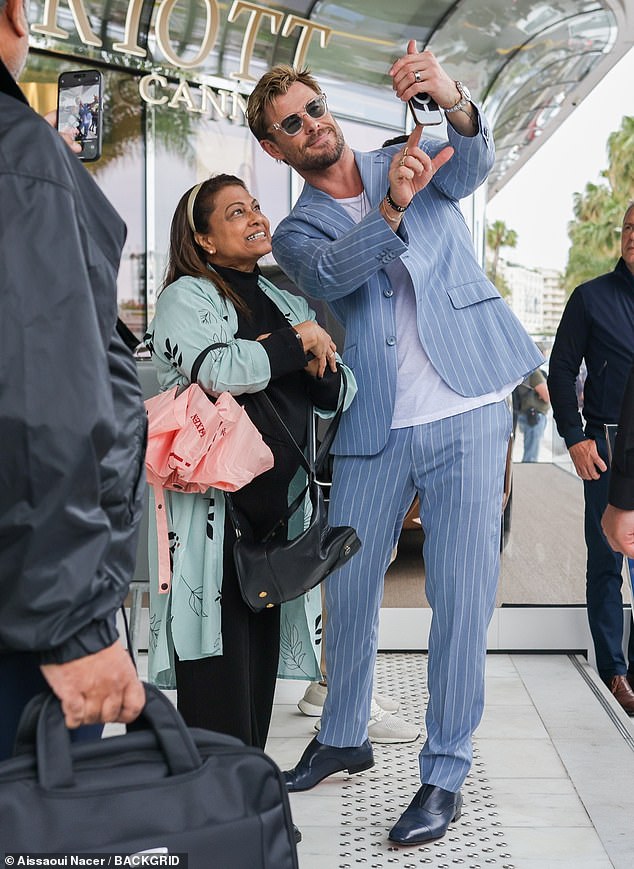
[144,384,274,593]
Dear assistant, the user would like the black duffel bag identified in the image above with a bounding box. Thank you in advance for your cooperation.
[0,683,298,868]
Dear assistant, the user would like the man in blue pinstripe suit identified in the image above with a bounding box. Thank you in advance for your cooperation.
[248,42,543,845]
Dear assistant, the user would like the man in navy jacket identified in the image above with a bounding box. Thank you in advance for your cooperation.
[549,202,634,713]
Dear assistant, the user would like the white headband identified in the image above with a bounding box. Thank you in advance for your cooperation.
[186,182,205,232]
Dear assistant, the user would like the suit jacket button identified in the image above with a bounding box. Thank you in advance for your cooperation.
[386,336,396,346]
[384,289,394,298]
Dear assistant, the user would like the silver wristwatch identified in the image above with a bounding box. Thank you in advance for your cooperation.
[443,81,472,113]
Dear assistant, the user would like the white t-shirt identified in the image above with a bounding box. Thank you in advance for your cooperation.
[336,192,516,427]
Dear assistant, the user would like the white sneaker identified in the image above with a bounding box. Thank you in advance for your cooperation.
[366,701,420,744]
[373,691,400,714]
[297,681,328,716]
[298,681,400,716]
[314,700,420,745]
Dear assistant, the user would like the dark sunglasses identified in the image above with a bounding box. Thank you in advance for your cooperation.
[270,94,328,137]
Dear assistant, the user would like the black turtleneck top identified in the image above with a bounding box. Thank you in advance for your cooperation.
[212,264,340,537]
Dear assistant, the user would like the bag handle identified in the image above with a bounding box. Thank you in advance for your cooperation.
[14,684,204,789]
[258,368,348,477]
[189,342,228,388]
[226,370,347,544]
[192,342,346,474]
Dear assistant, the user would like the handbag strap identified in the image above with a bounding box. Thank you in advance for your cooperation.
[225,369,347,544]
[194,342,346,474]
[315,368,347,474]
[258,367,348,477]
[190,342,228,386]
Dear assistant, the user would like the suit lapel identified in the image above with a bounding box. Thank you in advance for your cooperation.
[294,184,353,237]
[354,149,389,209]
[292,149,390,236]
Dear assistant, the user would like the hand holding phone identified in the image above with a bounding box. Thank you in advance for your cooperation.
[57,69,103,162]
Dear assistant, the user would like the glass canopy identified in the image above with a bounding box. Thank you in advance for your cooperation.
[26,0,624,193]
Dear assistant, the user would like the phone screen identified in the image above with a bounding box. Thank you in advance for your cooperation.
[57,71,102,162]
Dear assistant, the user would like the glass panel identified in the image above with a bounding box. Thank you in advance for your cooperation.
[146,102,290,319]
[20,53,146,337]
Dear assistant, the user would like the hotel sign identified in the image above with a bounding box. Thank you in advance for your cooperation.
[31,0,334,122]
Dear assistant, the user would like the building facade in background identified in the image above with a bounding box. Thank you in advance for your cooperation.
[500,259,565,338]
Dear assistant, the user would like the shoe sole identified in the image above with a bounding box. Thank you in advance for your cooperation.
[368,733,420,744]
[298,699,323,716]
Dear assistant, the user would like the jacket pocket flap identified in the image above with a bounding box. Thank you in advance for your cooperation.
[446,280,499,309]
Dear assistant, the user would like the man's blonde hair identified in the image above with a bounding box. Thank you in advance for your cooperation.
[246,64,321,141]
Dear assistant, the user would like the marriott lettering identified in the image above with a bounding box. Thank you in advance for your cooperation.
[31,0,333,80]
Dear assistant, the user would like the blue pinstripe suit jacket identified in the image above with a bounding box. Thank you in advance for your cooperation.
[272,113,543,456]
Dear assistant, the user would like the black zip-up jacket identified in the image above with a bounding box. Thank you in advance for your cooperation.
[609,362,634,510]
[548,258,634,448]
[0,60,147,663]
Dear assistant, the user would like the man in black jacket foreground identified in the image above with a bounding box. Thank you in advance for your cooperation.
[0,0,146,758]
[602,363,634,559]
[549,202,634,714]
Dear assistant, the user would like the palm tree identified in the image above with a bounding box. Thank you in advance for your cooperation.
[486,219,518,286]
[564,115,633,294]
[605,116,634,201]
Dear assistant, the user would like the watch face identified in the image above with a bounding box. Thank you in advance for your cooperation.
[458,81,471,102]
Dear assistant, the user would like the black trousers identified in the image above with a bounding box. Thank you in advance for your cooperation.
[175,441,300,749]
[174,516,281,750]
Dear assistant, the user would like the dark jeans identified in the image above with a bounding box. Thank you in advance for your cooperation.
[583,428,634,681]
[0,652,103,761]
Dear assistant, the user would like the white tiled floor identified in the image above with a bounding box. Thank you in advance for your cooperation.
[266,653,634,869]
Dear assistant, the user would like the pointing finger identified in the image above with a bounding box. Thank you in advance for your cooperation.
[406,124,424,151]
[431,146,454,172]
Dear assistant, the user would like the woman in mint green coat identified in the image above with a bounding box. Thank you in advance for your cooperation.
[144,174,356,749]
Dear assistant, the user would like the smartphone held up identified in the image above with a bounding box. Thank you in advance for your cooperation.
[57,70,103,162]
[408,93,443,126]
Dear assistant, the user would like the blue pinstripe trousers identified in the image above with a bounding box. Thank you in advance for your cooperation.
[321,400,512,792]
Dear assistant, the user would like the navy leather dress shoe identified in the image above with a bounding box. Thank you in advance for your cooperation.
[283,736,374,792]
[388,784,462,845]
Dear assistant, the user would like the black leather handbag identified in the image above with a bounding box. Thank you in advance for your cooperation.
[227,372,361,612]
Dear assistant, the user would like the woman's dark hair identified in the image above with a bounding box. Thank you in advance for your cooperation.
[161,173,249,314]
